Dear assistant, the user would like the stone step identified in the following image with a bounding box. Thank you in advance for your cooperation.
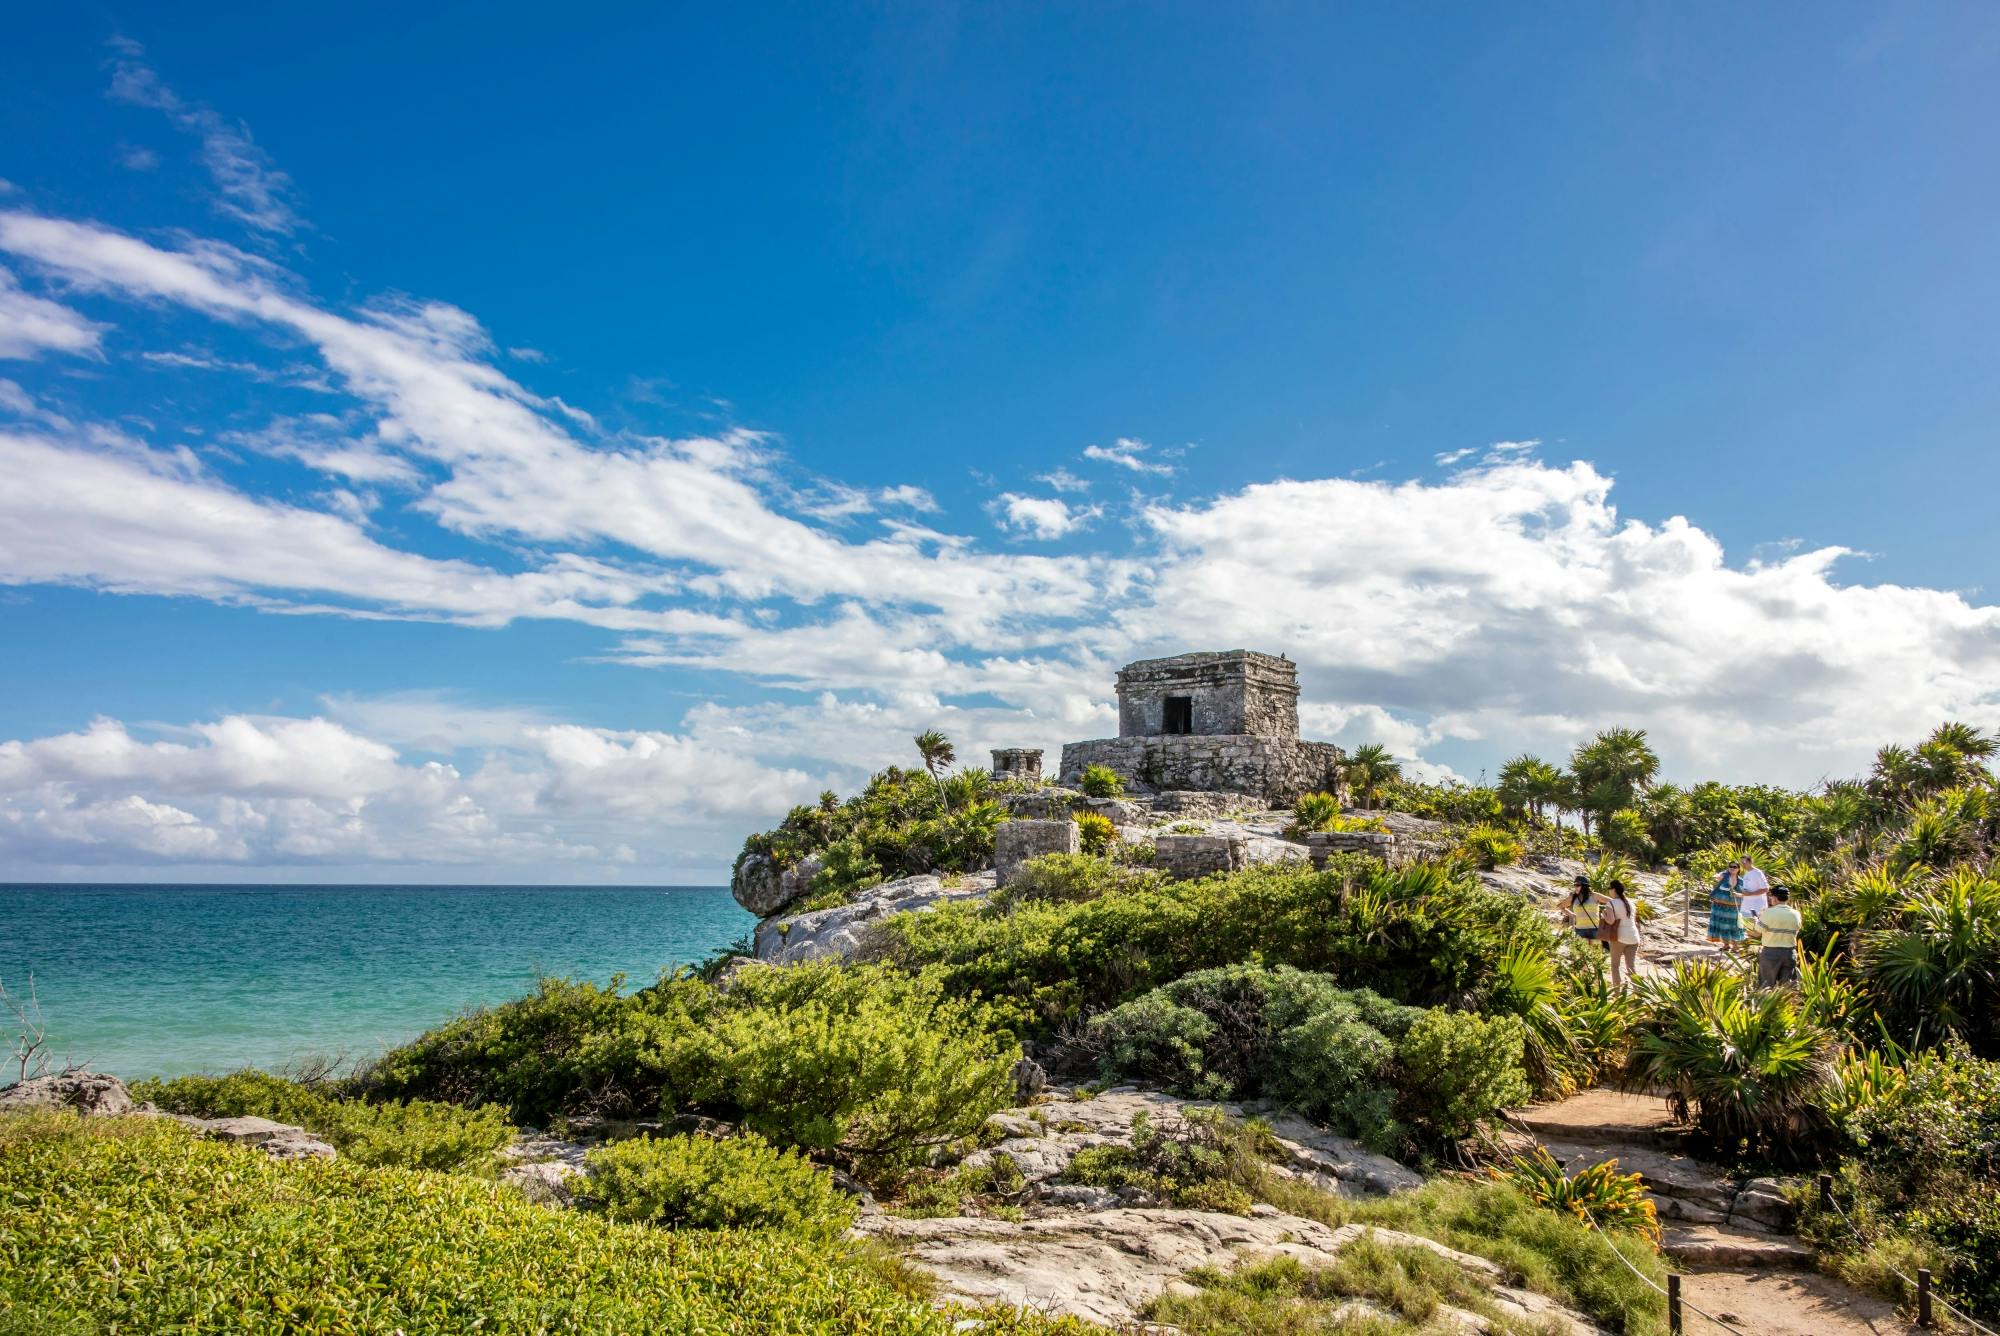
[1537,1139,1736,1213]
[1515,1090,1679,1147]
[1663,1225,1814,1271]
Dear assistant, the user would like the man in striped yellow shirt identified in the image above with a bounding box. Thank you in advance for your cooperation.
[1754,886,1802,988]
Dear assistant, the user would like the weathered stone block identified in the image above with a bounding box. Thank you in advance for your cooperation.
[994,819,1081,886]
[991,748,1044,782]
[1152,833,1247,880]
[1304,830,1396,867]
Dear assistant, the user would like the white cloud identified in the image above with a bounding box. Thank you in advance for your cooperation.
[0,706,824,879]
[1082,436,1175,475]
[991,493,1103,540]
[1037,467,1090,493]
[105,38,302,235]
[0,266,105,359]
[117,144,160,172]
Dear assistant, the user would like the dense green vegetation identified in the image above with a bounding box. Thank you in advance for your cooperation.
[359,962,1018,1183]
[1085,965,1529,1152]
[0,1110,1081,1336]
[872,856,1552,1030]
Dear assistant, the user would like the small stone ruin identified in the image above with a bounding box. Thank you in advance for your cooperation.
[1053,650,1344,806]
[989,748,1043,783]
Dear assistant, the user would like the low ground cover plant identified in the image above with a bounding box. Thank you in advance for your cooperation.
[132,1068,513,1173]
[584,1130,855,1234]
[0,1110,1080,1336]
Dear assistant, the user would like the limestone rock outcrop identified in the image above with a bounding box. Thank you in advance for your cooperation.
[0,1069,139,1117]
[753,870,997,964]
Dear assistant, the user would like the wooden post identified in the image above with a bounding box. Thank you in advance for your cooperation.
[1818,1173,1834,1210]
[1917,1268,1933,1327]
[1667,1273,1683,1335]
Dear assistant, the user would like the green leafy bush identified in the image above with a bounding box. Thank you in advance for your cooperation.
[1061,1108,1271,1214]
[1289,791,1341,834]
[1084,964,1529,1151]
[1078,764,1126,798]
[0,1111,1081,1335]
[362,963,1018,1182]
[990,852,1155,907]
[876,858,1553,1032]
[1623,960,1836,1153]
[585,1132,854,1234]
[1457,824,1524,870]
[1072,810,1117,855]
[734,764,1009,889]
[132,1069,512,1174]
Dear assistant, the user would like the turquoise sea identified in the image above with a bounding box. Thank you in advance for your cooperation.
[0,884,752,1082]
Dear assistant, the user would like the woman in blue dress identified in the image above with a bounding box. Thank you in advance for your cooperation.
[1707,865,1746,945]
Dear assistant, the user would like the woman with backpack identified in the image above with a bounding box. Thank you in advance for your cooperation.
[1599,880,1641,989]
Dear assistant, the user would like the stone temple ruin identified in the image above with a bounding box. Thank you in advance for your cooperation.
[1052,650,1344,805]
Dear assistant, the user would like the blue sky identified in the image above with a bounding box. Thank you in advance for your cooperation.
[3,5,1999,881]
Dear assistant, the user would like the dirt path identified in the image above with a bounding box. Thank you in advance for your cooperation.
[1680,1270,1916,1336]
[1515,1090,1923,1335]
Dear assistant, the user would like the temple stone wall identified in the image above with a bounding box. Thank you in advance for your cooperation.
[991,748,1044,783]
[1115,651,1300,740]
[1058,735,1344,806]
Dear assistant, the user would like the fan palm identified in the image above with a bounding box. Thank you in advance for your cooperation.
[1487,943,1586,1096]
[1624,960,1838,1151]
[1570,727,1659,834]
[1859,867,2000,1051]
[913,729,956,807]
[1342,744,1401,810]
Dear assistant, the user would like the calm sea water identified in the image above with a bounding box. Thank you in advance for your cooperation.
[0,884,752,1082]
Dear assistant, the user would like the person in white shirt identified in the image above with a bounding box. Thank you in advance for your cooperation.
[1736,856,1771,924]
[1599,879,1642,990]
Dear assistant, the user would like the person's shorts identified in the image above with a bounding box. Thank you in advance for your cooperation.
[1757,947,1799,988]
[1573,926,1598,941]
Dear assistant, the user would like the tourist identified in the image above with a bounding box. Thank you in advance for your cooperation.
[1754,886,1803,988]
[1736,855,1771,925]
[1567,875,1604,947]
[1707,863,1746,947]
[1599,880,1641,988]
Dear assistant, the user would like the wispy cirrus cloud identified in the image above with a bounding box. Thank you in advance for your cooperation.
[0,265,105,359]
[1082,436,1175,475]
[105,37,303,235]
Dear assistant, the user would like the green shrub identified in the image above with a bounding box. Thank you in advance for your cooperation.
[733,764,1009,889]
[1060,1108,1270,1213]
[1072,810,1118,855]
[132,1069,513,1174]
[1085,964,1528,1151]
[585,1132,854,1234]
[362,964,1018,1183]
[892,1154,1028,1218]
[1393,1008,1532,1142]
[1078,764,1126,798]
[877,858,1554,1032]
[0,1111,1080,1335]
[990,853,1152,907]
[1457,824,1524,870]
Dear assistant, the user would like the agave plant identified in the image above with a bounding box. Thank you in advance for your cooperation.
[1486,943,1587,1097]
[1623,960,1838,1151]
[1496,1146,1661,1243]
[1859,868,2000,1051]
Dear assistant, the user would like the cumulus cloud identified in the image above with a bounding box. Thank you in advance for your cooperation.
[1082,436,1174,475]
[105,37,303,235]
[990,493,1103,540]
[0,266,105,359]
[0,707,824,879]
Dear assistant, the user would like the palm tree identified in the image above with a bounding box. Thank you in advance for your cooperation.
[1343,744,1402,810]
[1859,867,2000,1051]
[1928,720,1998,762]
[1498,755,1568,855]
[1569,727,1660,835]
[913,730,956,808]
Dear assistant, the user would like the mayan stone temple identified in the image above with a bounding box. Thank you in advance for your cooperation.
[1056,650,1345,804]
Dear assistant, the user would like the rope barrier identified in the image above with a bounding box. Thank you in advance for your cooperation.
[1566,1198,1753,1336]
[1817,1182,1999,1336]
